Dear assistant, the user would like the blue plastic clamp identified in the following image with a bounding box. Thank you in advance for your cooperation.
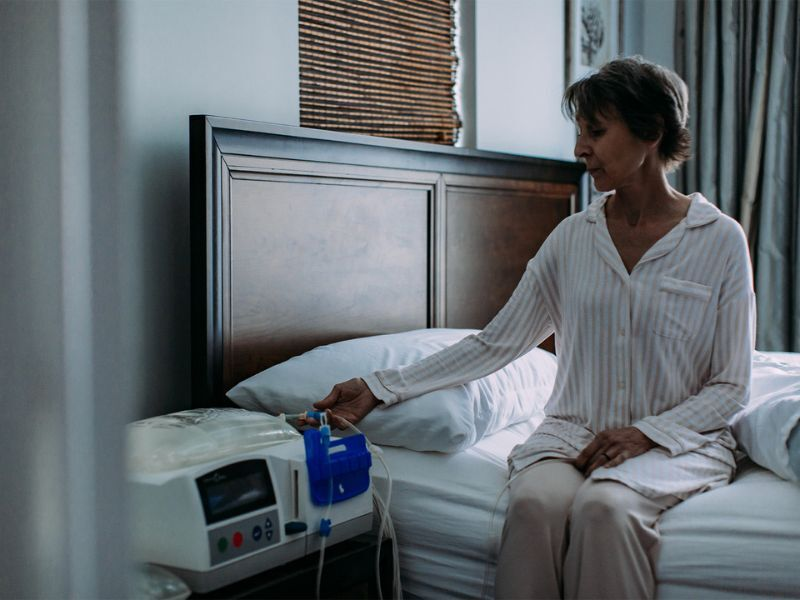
[319,518,332,537]
[303,428,372,506]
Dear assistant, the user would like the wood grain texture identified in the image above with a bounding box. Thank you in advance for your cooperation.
[226,175,430,389]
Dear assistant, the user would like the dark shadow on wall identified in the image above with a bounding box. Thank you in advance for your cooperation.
[133,142,192,419]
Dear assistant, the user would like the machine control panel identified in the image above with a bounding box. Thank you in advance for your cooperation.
[208,507,281,566]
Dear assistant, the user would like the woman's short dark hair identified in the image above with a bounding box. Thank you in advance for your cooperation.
[562,56,691,172]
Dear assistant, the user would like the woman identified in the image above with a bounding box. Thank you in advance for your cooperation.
[311,57,756,599]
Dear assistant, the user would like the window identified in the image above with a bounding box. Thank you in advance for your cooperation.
[299,0,461,144]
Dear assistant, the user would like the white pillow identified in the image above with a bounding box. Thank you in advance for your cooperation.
[227,328,557,452]
[732,351,800,482]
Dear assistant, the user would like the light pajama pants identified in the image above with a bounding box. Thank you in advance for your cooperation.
[494,459,681,599]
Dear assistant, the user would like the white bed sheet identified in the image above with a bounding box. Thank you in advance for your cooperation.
[656,458,800,599]
[372,418,541,599]
[371,350,800,599]
[761,351,800,368]
[656,350,800,599]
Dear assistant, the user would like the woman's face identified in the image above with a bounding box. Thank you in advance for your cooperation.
[573,112,657,192]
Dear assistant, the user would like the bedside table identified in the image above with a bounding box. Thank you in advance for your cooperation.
[190,532,394,599]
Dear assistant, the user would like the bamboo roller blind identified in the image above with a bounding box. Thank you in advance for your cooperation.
[299,0,461,145]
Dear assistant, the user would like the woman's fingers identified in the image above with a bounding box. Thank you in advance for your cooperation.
[584,444,646,477]
[329,389,379,427]
[584,449,621,475]
[314,385,341,409]
[578,433,639,474]
[576,436,619,472]
[581,435,647,475]
[575,439,601,470]
[604,452,628,469]
[324,408,348,429]
[309,378,380,429]
[584,448,613,476]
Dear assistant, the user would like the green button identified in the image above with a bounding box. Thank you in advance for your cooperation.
[217,537,228,553]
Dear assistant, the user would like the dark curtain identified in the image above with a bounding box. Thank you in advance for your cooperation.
[676,0,800,350]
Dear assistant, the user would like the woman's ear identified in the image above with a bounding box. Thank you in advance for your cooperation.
[649,117,666,152]
[647,130,663,151]
[643,131,663,160]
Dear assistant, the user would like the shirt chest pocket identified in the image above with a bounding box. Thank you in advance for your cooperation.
[651,276,713,341]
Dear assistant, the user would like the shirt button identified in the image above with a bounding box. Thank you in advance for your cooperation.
[617,381,625,390]
[619,328,626,336]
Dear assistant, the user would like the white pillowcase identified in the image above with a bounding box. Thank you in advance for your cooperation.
[732,351,800,482]
[227,328,557,452]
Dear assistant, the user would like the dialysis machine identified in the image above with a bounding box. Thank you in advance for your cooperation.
[127,409,373,593]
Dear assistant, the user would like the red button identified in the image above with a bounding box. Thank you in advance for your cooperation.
[232,532,243,548]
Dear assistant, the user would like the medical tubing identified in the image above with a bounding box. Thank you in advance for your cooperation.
[372,486,402,600]
[281,411,308,425]
[372,452,396,600]
[340,418,401,600]
[373,468,401,600]
[343,420,391,600]
[342,420,389,599]
[315,417,334,600]
[480,476,515,600]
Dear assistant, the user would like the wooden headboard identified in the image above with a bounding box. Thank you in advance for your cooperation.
[190,116,584,408]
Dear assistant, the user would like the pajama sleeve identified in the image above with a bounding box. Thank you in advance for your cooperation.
[361,224,564,406]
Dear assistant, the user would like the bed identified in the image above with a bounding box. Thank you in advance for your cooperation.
[190,116,800,599]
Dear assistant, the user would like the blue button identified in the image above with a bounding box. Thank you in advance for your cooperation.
[252,526,262,541]
[265,518,273,529]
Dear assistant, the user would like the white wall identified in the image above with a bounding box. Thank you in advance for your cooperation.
[474,0,575,160]
[469,0,679,161]
[118,0,299,418]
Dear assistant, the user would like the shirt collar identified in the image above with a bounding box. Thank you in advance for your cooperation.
[584,192,720,228]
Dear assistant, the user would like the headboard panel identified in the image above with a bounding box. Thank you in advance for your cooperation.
[191,116,584,408]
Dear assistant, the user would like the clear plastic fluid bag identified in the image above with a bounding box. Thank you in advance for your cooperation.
[127,408,301,474]
[132,563,191,600]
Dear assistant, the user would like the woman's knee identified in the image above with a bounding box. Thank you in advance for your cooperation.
[507,482,572,527]
[503,460,583,530]
[570,481,632,529]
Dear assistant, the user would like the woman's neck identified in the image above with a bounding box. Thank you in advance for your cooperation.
[608,171,690,227]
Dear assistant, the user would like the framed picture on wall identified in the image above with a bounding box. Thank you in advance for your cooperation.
[566,0,621,85]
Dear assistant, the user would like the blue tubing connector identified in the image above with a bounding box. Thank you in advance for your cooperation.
[319,518,332,537]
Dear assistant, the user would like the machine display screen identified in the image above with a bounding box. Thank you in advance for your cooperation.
[196,459,277,525]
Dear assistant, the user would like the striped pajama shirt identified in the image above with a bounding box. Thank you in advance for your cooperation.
[362,193,756,499]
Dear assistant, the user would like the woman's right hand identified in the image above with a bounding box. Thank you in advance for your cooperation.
[312,377,381,429]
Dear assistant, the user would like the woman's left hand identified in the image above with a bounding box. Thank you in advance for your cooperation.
[575,427,658,476]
